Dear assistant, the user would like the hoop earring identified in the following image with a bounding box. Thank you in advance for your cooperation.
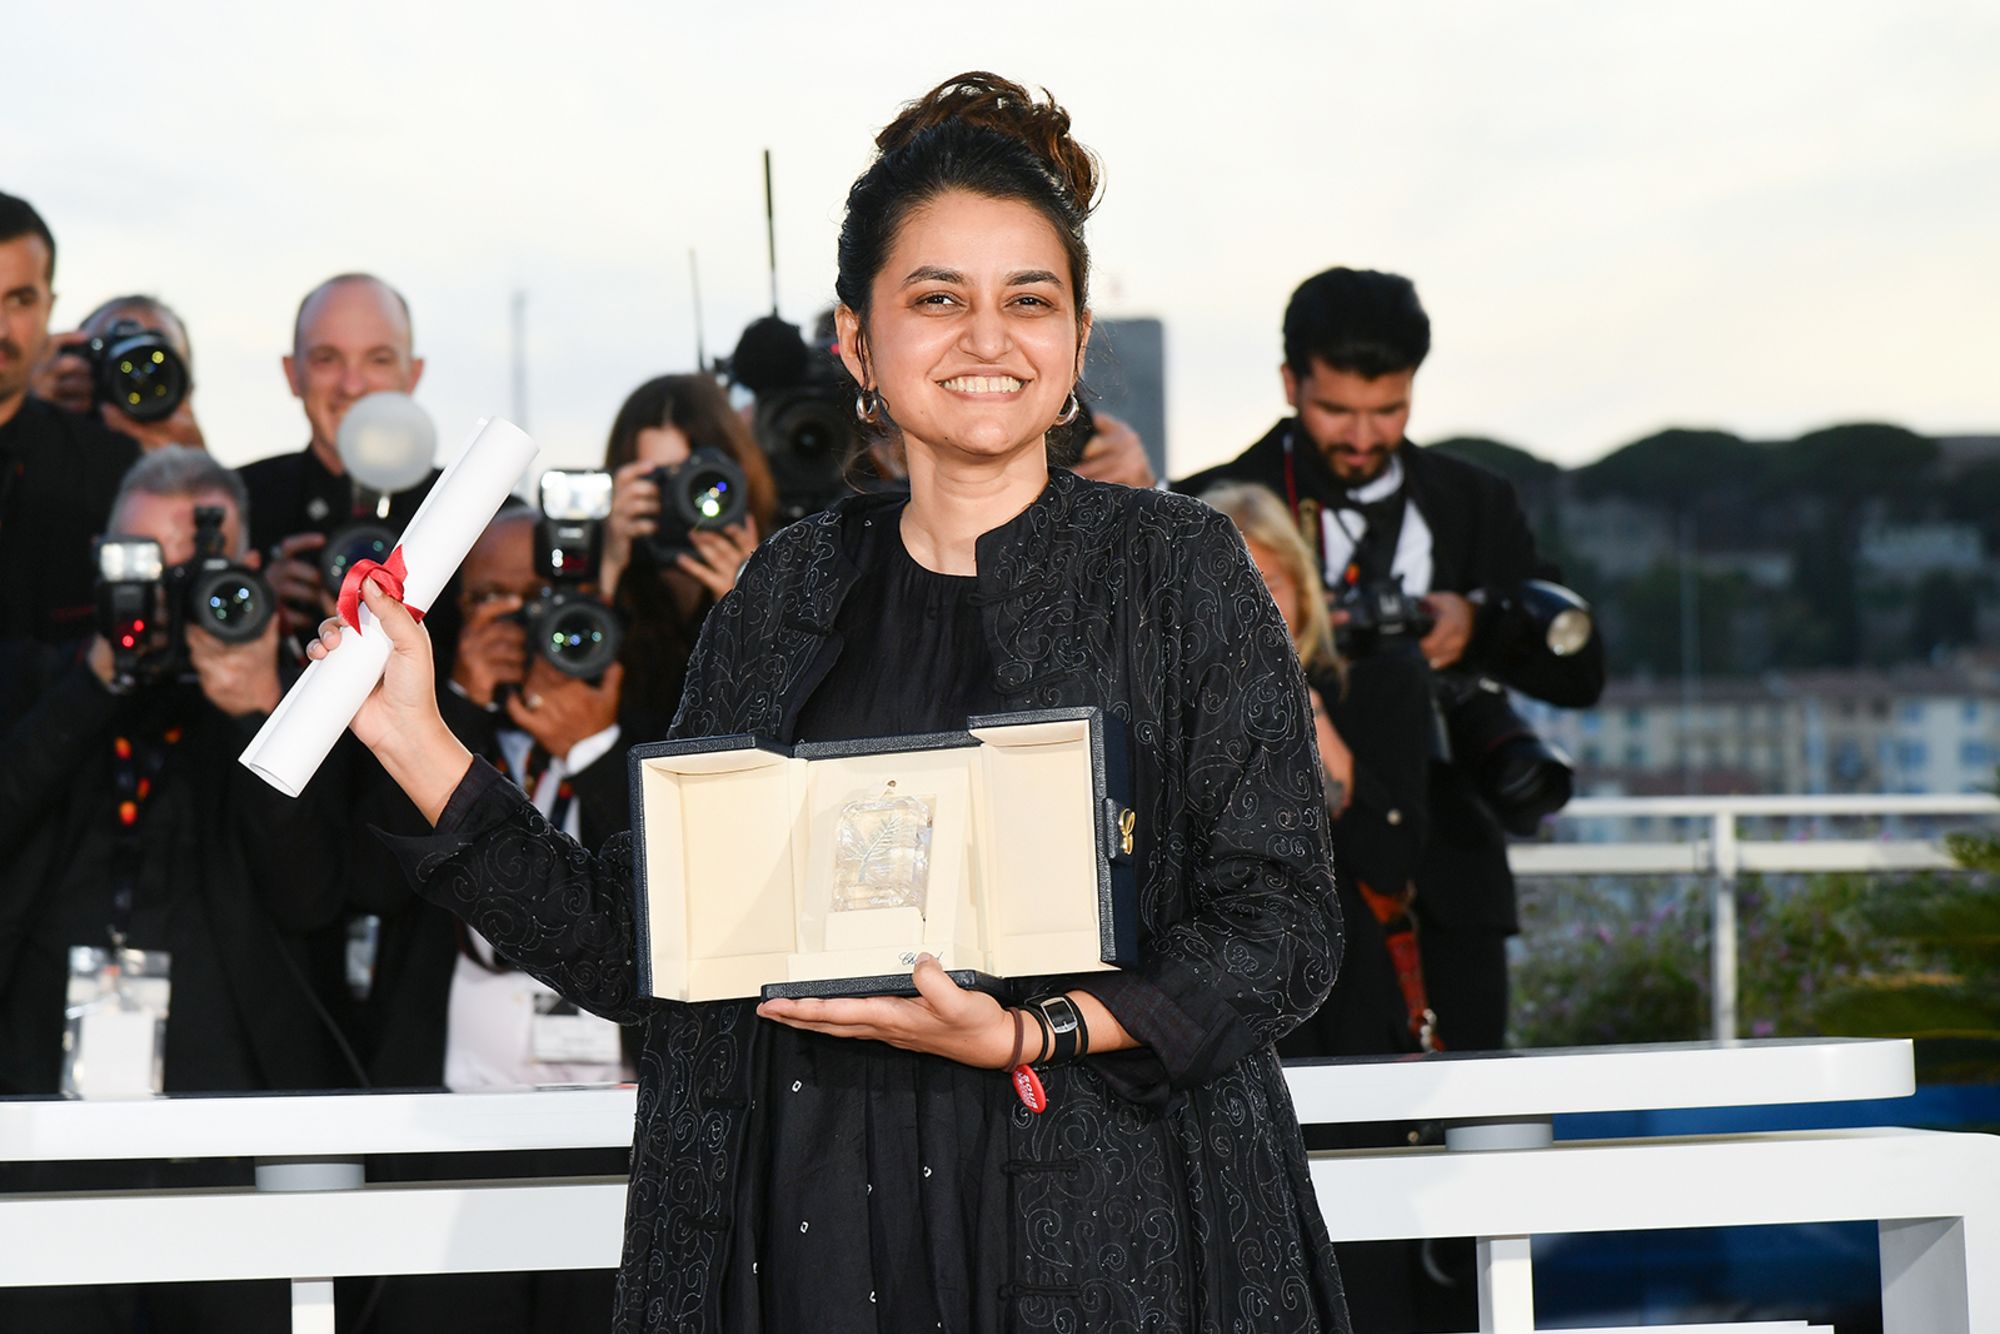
[1054,391,1081,427]
[854,387,882,424]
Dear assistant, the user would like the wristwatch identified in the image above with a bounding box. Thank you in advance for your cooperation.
[1027,993,1089,1066]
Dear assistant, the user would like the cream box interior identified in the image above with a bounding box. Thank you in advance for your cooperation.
[630,711,1131,1002]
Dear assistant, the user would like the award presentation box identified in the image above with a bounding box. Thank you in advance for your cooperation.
[627,707,1139,1001]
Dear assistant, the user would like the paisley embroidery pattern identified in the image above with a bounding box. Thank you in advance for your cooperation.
[398,471,1349,1332]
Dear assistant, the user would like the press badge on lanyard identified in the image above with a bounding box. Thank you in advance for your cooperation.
[63,945,171,1099]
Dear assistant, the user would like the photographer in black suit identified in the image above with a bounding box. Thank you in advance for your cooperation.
[0,447,353,1333]
[0,192,141,645]
[1179,266,1604,1052]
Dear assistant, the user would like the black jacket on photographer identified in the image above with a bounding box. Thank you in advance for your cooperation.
[237,443,460,661]
[0,398,139,644]
[0,641,352,1095]
[351,684,633,1088]
[1179,420,1605,938]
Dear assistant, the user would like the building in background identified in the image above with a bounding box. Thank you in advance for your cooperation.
[1082,317,1167,480]
[1520,657,2000,800]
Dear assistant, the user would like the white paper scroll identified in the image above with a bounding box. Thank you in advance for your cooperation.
[239,416,539,797]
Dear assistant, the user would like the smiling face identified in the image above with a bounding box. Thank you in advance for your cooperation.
[1283,358,1415,486]
[282,277,424,472]
[836,190,1088,468]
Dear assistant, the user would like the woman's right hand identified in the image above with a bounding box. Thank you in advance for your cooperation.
[308,577,470,823]
[598,460,664,596]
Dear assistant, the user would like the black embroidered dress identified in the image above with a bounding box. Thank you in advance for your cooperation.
[389,471,1351,1333]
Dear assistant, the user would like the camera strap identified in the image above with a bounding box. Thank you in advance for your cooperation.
[1355,878,1443,1053]
[106,720,183,949]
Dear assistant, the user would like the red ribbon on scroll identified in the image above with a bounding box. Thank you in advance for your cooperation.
[336,546,427,632]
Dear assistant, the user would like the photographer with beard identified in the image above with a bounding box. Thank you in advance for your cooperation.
[0,446,352,1333]
[1178,266,1605,1055]
[0,191,141,645]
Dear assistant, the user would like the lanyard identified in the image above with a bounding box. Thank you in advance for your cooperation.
[108,722,182,948]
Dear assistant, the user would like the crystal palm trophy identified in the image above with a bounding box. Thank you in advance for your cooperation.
[832,782,934,914]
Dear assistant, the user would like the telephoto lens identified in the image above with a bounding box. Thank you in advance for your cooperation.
[1436,673,1575,835]
[185,565,275,644]
[525,591,623,679]
[182,504,275,645]
[641,448,750,564]
[319,522,398,596]
[527,469,623,679]
[79,319,191,423]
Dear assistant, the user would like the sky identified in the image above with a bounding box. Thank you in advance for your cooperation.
[8,0,1999,480]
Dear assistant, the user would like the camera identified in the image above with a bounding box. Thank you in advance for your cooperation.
[1331,574,1436,660]
[319,505,398,596]
[524,471,623,680]
[95,506,274,689]
[725,315,853,522]
[1334,574,1595,834]
[316,393,438,596]
[638,449,750,566]
[70,319,191,423]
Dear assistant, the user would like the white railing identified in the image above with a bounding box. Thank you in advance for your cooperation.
[13,1040,1997,1334]
[1508,793,2000,1044]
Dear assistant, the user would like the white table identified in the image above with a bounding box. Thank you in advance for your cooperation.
[1,1039,1986,1334]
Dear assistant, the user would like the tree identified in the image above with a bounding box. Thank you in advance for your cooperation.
[1575,428,1760,507]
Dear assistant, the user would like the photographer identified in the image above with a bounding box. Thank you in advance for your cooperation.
[1179,267,1605,1053]
[0,446,350,1332]
[0,191,141,644]
[598,373,776,740]
[238,273,440,642]
[33,294,206,450]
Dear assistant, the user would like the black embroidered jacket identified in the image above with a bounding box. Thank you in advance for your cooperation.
[389,470,1350,1332]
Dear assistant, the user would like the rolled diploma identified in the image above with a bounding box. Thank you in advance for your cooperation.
[239,416,539,797]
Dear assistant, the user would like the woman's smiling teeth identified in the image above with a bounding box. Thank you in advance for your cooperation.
[941,375,1024,394]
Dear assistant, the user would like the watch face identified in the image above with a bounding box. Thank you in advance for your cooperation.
[1041,999,1079,1034]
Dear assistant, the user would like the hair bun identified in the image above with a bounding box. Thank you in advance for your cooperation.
[877,71,1100,217]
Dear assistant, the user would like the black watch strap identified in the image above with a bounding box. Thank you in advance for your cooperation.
[1029,994,1088,1066]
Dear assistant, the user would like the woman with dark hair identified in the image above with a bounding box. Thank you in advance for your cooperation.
[313,72,1349,1333]
[595,373,777,739]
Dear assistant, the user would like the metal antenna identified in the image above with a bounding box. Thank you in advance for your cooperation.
[689,249,708,372]
[763,148,779,316]
[509,288,528,429]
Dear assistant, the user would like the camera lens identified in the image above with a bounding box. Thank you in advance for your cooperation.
[686,470,733,522]
[99,328,191,424]
[188,568,275,644]
[670,451,750,529]
[535,594,622,679]
[320,523,398,595]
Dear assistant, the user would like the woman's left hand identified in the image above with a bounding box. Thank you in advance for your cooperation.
[756,955,1016,1069]
[675,519,761,601]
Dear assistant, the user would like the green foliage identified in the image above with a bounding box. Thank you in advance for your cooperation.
[1511,880,1708,1048]
[1574,428,1757,506]
[1512,804,2000,1083]
[1430,436,1562,487]
[1767,423,1940,504]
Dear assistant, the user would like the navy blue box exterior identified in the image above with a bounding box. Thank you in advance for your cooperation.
[624,706,1139,1001]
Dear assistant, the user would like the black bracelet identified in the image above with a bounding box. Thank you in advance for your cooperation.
[1028,994,1088,1066]
[1025,1003,1054,1065]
